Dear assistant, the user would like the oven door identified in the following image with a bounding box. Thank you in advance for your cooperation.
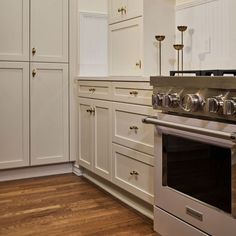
[143,117,236,236]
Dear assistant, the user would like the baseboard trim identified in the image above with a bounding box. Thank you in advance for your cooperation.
[82,169,154,220]
[0,163,74,182]
[73,164,83,176]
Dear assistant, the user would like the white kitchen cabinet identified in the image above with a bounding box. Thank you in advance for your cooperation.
[109,0,175,76]
[109,18,143,76]
[0,0,29,61]
[78,97,112,180]
[30,0,68,63]
[0,62,29,169]
[30,63,69,165]
[109,0,143,24]
[112,144,154,203]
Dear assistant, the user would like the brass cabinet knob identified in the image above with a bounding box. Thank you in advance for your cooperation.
[135,60,142,69]
[32,47,36,55]
[130,91,138,96]
[32,69,37,77]
[130,171,139,176]
[118,7,126,14]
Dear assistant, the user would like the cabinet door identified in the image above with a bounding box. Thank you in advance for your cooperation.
[0,62,29,169]
[93,100,112,180]
[30,63,69,165]
[78,98,93,171]
[30,0,68,63]
[109,18,143,76]
[0,0,29,61]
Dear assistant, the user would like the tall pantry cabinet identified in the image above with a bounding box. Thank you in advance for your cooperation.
[0,0,69,169]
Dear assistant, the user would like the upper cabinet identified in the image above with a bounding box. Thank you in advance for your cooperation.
[31,0,68,63]
[109,0,176,77]
[0,0,29,61]
[0,0,68,63]
[109,0,143,24]
[0,62,29,169]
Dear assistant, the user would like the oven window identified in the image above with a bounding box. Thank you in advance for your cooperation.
[163,134,231,214]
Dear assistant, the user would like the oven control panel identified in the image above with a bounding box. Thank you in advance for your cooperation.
[151,76,236,123]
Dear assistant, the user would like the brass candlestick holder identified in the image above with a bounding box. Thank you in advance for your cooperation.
[173,44,184,75]
[177,26,188,72]
[155,35,165,76]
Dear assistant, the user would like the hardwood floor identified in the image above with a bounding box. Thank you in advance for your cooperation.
[0,174,157,236]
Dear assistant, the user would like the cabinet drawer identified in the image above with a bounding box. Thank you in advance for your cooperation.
[154,207,208,236]
[113,103,155,155]
[112,144,154,203]
[112,82,152,105]
[77,81,112,100]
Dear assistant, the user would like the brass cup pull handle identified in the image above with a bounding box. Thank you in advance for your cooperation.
[32,47,36,55]
[130,91,139,96]
[89,88,96,93]
[130,126,138,130]
[130,171,139,176]
[32,69,37,77]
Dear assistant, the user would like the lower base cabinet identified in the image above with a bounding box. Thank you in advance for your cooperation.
[77,80,154,204]
[0,62,70,170]
[78,97,112,181]
[0,62,29,169]
[30,63,69,165]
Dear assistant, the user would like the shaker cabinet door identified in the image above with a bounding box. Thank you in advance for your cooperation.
[30,0,68,63]
[0,62,29,169]
[0,0,29,61]
[93,100,112,180]
[78,98,94,171]
[109,18,143,76]
[30,63,69,165]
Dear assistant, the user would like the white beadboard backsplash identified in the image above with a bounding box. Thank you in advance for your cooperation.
[176,0,236,70]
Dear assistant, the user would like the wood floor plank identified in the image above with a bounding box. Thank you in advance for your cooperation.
[0,174,157,236]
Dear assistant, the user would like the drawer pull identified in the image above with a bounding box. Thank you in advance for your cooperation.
[89,88,96,93]
[130,171,139,176]
[130,126,139,131]
[186,207,203,221]
[86,108,92,113]
[130,91,139,96]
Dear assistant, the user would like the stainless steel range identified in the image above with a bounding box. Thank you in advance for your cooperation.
[143,75,236,236]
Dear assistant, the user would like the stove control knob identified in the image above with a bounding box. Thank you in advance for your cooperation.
[181,94,202,112]
[206,98,223,113]
[162,94,179,108]
[152,93,164,108]
[223,100,236,116]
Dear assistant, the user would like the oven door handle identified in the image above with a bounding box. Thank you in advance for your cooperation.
[142,116,236,142]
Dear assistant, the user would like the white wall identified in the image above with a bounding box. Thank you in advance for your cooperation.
[176,0,236,70]
[77,0,108,76]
